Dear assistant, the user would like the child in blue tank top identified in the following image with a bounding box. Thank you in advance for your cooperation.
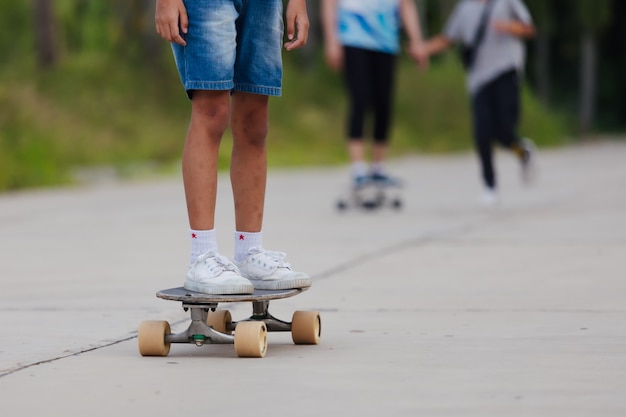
[322,0,428,185]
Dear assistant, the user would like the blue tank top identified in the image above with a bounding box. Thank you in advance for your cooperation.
[337,0,401,54]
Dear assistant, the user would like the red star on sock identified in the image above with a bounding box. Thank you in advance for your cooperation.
[191,233,197,239]
[239,234,245,240]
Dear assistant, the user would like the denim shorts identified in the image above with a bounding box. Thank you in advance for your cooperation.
[172,0,284,98]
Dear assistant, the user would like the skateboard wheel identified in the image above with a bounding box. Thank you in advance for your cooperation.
[207,310,232,334]
[291,311,321,345]
[234,321,267,358]
[138,320,171,357]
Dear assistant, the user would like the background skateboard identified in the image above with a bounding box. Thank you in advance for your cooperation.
[336,177,403,211]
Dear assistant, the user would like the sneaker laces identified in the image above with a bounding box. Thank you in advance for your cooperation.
[197,251,240,275]
[248,247,292,270]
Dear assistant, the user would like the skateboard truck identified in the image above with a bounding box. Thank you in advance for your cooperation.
[166,302,234,346]
[250,300,292,332]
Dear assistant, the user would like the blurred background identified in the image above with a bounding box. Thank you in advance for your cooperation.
[0,0,623,191]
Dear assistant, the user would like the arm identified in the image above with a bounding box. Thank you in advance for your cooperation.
[399,0,428,69]
[284,0,310,51]
[493,20,536,38]
[423,35,454,57]
[494,0,535,39]
[155,0,188,46]
[320,0,343,71]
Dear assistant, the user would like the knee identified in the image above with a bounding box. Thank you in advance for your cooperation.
[190,93,231,138]
[232,118,268,149]
[231,100,269,148]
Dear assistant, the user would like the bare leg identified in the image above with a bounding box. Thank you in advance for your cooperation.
[373,142,387,165]
[228,94,311,290]
[183,90,231,230]
[230,92,269,232]
[348,139,366,164]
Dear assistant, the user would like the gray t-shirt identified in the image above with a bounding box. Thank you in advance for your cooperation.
[444,0,533,94]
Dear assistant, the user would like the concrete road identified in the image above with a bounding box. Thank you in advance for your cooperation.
[1,141,625,416]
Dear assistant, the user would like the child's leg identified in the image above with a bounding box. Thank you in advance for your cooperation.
[226,0,310,291]
[471,88,496,190]
[171,0,238,231]
[343,46,372,181]
[371,51,396,164]
[344,46,371,142]
[491,70,536,183]
[183,90,231,230]
[230,92,269,233]
[183,91,254,295]
[371,51,396,179]
[228,91,310,290]
[492,70,521,151]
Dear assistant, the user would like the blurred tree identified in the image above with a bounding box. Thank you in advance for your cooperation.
[597,0,626,130]
[56,0,113,53]
[297,0,321,70]
[115,0,162,65]
[525,0,552,105]
[0,3,32,61]
[33,0,58,68]
[574,0,613,133]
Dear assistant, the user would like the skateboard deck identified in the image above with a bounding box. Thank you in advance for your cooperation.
[157,287,307,303]
[138,287,320,358]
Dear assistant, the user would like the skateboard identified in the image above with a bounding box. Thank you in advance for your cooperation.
[336,177,403,211]
[138,287,321,358]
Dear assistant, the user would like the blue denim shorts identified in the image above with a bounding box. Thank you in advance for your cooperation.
[172,0,284,98]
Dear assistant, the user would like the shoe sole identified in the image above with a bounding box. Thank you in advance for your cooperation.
[184,280,254,295]
[249,277,312,291]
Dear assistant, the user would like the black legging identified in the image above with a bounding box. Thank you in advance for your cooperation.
[471,69,521,189]
[343,46,396,143]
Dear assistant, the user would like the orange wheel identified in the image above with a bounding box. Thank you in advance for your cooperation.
[207,310,232,334]
[291,311,321,345]
[138,320,171,357]
[234,321,267,358]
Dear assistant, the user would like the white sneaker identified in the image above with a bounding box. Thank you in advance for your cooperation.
[234,247,311,290]
[480,187,499,208]
[184,251,253,295]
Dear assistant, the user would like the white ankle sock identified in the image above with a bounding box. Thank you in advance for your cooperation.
[234,231,262,262]
[371,162,384,175]
[190,229,218,265]
[351,161,368,179]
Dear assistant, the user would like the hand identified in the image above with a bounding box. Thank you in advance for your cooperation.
[407,41,430,71]
[155,0,188,46]
[324,41,343,72]
[492,20,534,38]
[493,20,514,34]
[284,0,310,50]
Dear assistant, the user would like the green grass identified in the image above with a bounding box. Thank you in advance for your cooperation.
[0,52,571,191]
